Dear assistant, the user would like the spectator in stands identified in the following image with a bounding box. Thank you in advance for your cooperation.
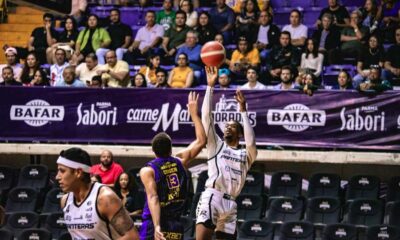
[98,50,130,88]
[91,150,124,186]
[76,53,103,85]
[0,66,22,86]
[113,172,143,216]
[300,38,324,78]
[229,36,260,77]
[384,27,400,82]
[71,14,111,66]
[240,66,267,90]
[267,31,301,83]
[282,9,308,48]
[90,174,102,183]
[353,35,384,87]
[88,75,103,88]
[31,69,50,86]
[316,0,350,29]
[359,0,381,34]
[162,10,191,59]
[358,66,392,92]
[20,52,41,85]
[210,0,236,44]
[0,47,22,83]
[46,16,79,64]
[312,13,341,64]
[340,10,368,59]
[157,0,176,31]
[236,0,260,43]
[297,72,319,96]
[253,10,280,62]
[168,53,194,88]
[138,53,161,86]
[273,66,298,90]
[176,31,203,80]
[55,66,86,87]
[196,12,217,45]
[125,10,164,65]
[380,0,400,43]
[154,68,170,88]
[217,68,235,89]
[69,0,87,25]
[174,0,199,9]
[332,70,353,90]
[132,73,148,88]
[180,0,198,28]
[97,9,132,65]
[50,48,69,86]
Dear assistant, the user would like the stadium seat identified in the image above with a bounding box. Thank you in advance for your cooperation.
[387,176,400,203]
[279,221,314,240]
[238,220,274,240]
[347,199,383,227]
[17,165,49,190]
[5,187,38,212]
[43,212,68,239]
[180,215,194,239]
[3,211,39,239]
[305,197,341,225]
[0,166,15,205]
[0,228,13,240]
[241,171,265,195]
[386,201,400,227]
[307,173,341,199]
[19,228,52,240]
[269,172,302,199]
[322,223,358,240]
[236,194,265,222]
[195,170,208,193]
[266,197,303,223]
[345,175,380,202]
[366,225,400,240]
[41,188,64,214]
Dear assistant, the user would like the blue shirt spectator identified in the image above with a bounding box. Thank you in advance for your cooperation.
[175,31,202,71]
[54,66,87,87]
[209,0,235,43]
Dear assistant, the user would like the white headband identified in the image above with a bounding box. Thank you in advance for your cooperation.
[57,156,91,173]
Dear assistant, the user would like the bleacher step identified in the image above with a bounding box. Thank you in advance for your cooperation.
[7,14,43,24]
[0,31,31,41]
[0,23,38,32]
[15,6,43,15]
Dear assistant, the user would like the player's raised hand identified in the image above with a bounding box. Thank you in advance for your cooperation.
[205,66,218,87]
[187,91,199,117]
[235,89,247,112]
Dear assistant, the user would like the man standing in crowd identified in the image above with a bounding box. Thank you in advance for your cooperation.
[0,47,22,82]
[50,48,69,86]
[90,150,124,187]
[96,9,132,64]
[140,92,206,240]
[57,147,139,239]
[196,66,257,240]
[209,0,235,44]
[156,0,176,31]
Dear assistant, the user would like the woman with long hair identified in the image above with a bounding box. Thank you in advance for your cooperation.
[236,0,260,42]
[196,11,217,45]
[138,53,161,86]
[179,0,198,28]
[113,172,143,216]
[229,36,260,76]
[132,73,148,88]
[30,69,50,86]
[332,70,354,90]
[20,52,41,85]
[300,38,324,78]
[360,0,381,34]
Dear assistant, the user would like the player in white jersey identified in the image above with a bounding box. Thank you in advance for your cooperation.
[195,66,258,240]
[56,147,139,240]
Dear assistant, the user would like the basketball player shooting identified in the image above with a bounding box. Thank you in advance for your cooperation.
[195,66,258,240]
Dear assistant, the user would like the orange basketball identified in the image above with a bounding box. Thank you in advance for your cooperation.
[200,41,226,67]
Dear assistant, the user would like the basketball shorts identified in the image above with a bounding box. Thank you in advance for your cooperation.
[195,188,237,235]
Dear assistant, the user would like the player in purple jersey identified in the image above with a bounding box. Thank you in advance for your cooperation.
[140,91,206,240]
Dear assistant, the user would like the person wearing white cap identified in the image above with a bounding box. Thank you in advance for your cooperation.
[0,47,23,83]
[56,147,139,240]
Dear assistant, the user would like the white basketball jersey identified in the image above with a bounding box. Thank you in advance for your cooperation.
[63,182,121,240]
[205,141,249,198]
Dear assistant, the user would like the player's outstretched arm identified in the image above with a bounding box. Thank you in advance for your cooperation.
[177,92,206,168]
[235,89,257,165]
[97,187,139,240]
[140,167,166,240]
[202,66,221,158]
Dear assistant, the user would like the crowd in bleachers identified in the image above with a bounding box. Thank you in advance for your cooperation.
[1,0,400,92]
[1,151,400,239]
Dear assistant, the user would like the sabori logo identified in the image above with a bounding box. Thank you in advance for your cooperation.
[213,94,257,132]
[10,99,65,127]
[340,106,385,131]
[267,104,326,132]
[77,102,118,126]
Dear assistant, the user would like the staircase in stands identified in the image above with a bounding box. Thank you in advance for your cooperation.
[0,6,43,63]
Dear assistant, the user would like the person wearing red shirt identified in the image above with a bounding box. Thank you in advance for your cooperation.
[90,150,124,186]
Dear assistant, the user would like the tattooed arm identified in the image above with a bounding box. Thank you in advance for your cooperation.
[97,187,139,240]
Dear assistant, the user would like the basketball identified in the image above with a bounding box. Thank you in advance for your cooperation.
[200,41,226,67]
